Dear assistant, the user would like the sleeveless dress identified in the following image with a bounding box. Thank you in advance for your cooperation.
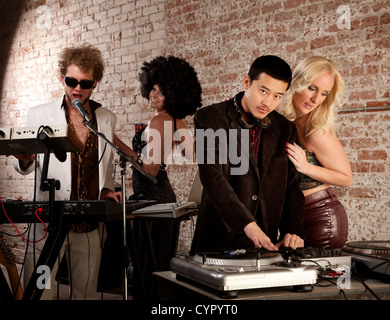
[130,124,176,203]
[130,121,180,300]
[132,122,176,203]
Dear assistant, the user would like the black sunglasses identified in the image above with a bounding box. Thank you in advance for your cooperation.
[64,77,95,89]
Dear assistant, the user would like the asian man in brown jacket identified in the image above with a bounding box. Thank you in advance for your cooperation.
[191,55,305,255]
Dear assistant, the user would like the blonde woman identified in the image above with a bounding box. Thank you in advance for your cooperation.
[284,56,353,249]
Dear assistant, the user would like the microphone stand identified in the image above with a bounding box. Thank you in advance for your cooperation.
[81,118,157,301]
[82,119,157,185]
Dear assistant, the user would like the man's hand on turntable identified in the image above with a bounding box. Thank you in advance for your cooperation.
[275,233,304,250]
[243,222,278,251]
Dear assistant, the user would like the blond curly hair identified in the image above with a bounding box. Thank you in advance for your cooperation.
[58,43,104,82]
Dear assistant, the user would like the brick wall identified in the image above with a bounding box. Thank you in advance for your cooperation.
[0,0,389,264]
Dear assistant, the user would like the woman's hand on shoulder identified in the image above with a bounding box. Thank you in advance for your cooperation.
[286,142,310,175]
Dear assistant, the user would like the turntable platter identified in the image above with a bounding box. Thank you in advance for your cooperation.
[192,252,284,267]
[343,241,390,258]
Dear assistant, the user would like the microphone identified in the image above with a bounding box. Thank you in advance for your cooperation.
[72,98,90,121]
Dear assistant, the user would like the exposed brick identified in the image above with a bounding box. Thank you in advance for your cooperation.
[366,25,389,40]
[370,163,386,173]
[349,138,379,149]
[358,150,388,161]
[349,188,378,199]
[284,0,306,9]
[353,162,370,173]
[366,100,390,108]
[375,37,390,49]
[0,0,389,266]
[310,36,336,49]
[349,89,377,101]
[380,12,390,24]
[360,15,379,29]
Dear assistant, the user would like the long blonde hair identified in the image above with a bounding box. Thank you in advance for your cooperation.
[282,56,345,136]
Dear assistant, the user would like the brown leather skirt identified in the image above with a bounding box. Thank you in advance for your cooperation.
[304,188,348,249]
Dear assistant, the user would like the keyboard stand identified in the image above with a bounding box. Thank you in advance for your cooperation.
[22,202,66,300]
[126,210,197,300]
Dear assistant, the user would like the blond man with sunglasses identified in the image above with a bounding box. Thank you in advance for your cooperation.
[14,43,121,300]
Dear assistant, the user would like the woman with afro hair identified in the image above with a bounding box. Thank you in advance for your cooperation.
[115,55,202,202]
[114,55,202,299]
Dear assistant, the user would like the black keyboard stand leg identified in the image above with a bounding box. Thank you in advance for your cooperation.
[22,230,66,300]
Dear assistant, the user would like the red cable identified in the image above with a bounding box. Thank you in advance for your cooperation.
[0,195,48,243]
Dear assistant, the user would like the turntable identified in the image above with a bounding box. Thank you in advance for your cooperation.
[170,249,318,298]
[342,241,390,282]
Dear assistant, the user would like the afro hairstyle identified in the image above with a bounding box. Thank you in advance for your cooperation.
[138,55,202,119]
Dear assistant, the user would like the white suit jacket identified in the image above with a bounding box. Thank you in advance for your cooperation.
[14,98,117,247]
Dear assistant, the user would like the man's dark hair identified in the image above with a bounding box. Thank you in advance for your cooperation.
[248,55,292,90]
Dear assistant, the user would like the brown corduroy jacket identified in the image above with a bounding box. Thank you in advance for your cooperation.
[190,93,305,255]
